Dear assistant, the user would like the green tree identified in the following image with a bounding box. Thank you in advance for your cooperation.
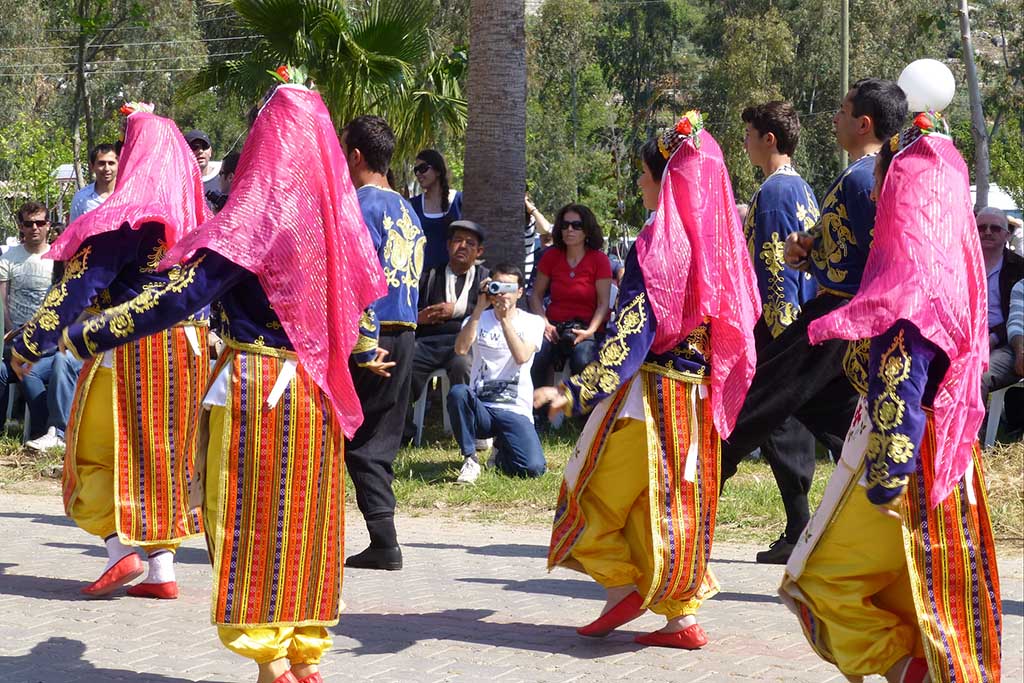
[180,0,466,171]
[0,114,74,232]
[526,0,617,233]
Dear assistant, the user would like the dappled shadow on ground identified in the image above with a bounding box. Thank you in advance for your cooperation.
[333,608,640,659]
[457,575,603,600]
[43,542,210,566]
[0,637,230,682]
[405,541,548,559]
[0,510,75,527]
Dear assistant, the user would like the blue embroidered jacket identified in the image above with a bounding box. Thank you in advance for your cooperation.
[562,246,710,415]
[357,186,425,328]
[744,169,819,338]
[808,154,876,297]
[61,248,379,365]
[858,320,948,505]
[13,222,209,363]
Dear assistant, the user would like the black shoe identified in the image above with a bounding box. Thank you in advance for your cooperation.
[755,535,795,565]
[345,545,403,571]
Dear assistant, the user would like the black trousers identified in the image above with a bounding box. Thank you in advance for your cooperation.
[410,334,472,399]
[721,294,860,541]
[345,329,415,548]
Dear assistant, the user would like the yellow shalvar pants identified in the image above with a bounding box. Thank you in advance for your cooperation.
[570,417,702,618]
[69,366,176,554]
[794,482,924,675]
[204,406,332,664]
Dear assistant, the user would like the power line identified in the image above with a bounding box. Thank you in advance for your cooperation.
[0,66,216,78]
[0,51,249,70]
[0,35,254,53]
[41,16,239,33]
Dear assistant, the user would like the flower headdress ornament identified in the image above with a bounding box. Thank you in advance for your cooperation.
[119,101,155,116]
[658,109,704,159]
[269,64,309,86]
[889,110,947,154]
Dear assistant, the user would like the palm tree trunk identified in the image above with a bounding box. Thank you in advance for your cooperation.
[463,0,527,270]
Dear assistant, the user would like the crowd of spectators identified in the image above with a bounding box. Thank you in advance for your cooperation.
[6,122,1021,479]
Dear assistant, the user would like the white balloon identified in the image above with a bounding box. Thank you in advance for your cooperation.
[898,59,956,112]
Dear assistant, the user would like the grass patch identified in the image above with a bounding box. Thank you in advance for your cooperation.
[0,431,62,490]
[984,440,1023,544]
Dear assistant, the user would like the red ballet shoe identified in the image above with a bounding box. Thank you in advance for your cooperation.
[126,581,179,599]
[902,657,929,683]
[576,591,645,638]
[634,623,708,650]
[80,554,144,598]
[273,672,299,683]
[293,672,323,683]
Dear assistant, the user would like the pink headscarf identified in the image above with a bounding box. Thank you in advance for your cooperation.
[161,85,387,438]
[636,128,761,438]
[49,111,209,260]
[808,133,987,508]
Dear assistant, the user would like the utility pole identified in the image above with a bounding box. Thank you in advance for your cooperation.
[840,0,849,168]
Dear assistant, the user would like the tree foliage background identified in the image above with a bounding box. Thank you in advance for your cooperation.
[0,0,1019,241]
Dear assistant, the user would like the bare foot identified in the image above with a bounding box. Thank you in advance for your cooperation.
[291,663,318,680]
[658,614,698,633]
[256,658,289,683]
[600,585,636,615]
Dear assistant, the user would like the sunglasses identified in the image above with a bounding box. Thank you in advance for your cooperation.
[977,223,1005,234]
[562,220,585,230]
[21,219,48,228]
[413,163,432,175]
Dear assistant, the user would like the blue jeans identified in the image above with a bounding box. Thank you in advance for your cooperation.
[21,351,83,437]
[446,384,546,478]
[0,346,51,439]
[530,336,600,388]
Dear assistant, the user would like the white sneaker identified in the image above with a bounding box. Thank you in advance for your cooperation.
[474,438,493,452]
[26,427,65,452]
[456,457,481,484]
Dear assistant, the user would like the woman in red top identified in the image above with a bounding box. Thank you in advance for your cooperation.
[529,203,613,404]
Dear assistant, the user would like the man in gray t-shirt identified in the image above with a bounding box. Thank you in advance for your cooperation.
[0,202,53,333]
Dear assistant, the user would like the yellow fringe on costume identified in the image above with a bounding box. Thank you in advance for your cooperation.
[549,370,720,615]
[781,403,1002,682]
[62,325,207,546]
[204,347,345,629]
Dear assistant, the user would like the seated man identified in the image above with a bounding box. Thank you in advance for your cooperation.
[411,220,489,401]
[978,206,1024,400]
[448,263,547,484]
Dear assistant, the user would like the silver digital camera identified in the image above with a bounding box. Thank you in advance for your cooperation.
[486,281,519,295]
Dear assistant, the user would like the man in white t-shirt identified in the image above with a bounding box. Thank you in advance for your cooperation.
[449,263,547,484]
[69,143,118,222]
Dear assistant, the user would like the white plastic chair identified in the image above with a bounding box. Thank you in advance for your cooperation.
[984,379,1024,447]
[412,368,452,446]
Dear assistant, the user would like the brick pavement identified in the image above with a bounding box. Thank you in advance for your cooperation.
[0,492,1020,683]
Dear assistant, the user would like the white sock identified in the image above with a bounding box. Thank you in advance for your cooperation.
[103,534,134,572]
[143,550,175,584]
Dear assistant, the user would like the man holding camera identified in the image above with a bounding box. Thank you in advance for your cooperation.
[449,263,547,484]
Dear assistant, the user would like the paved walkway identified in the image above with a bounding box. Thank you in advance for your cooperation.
[0,492,1020,683]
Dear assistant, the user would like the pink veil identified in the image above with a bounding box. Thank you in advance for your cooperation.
[160,85,386,438]
[636,129,761,438]
[808,134,987,508]
[49,112,209,260]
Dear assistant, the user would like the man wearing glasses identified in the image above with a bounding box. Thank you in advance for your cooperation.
[977,206,1024,399]
[0,202,55,435]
